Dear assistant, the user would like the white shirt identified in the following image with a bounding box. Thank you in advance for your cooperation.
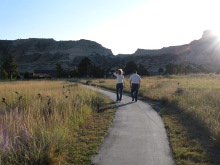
[129,73,141,84]
[113,73,124,83]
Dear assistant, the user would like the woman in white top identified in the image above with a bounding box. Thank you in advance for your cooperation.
[113,69,125,102]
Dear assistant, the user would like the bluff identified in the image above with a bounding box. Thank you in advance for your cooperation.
[0,38,113,72]
[131,30,220,72]
[1,30,220,74]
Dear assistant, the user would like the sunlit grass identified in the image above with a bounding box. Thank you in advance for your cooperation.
[83,74,220,164]
[89,74,220,146]
[0,80,115,164]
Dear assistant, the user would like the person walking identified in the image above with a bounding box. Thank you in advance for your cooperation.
[113,69,125,102]
[129,70,141,102]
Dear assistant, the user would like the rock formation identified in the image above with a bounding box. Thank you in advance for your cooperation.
[132,30,220,72]
[0,38,113,72]
[0,30,220,74]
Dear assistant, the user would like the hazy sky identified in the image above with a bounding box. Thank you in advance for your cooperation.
[0,0,220,55]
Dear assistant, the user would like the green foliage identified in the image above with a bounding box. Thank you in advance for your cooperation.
[90,66,105,78]
[0,69,8,79]
[1,56,18,79]
[137,64,149,76]
[24,71,31,79]
[158,67,164,74]
[124,61,138,75]
[165,63,208,75]
[56,63,65,78]
[77,57,105,78]
[165,63,176,74]
[78,57,92,77]
[69,69,79,77]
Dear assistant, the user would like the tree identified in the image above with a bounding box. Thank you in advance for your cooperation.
[184,65,194,74]
[0,69,8,79]
[91,66,105,78]
[124,61,138,75]
[78,57,92,77]
[1,56,18,79]
[165,63,176,75]
[24,71,33,79]
[56,63,65,78]
[158,67,164,74]
[138,64,149,76]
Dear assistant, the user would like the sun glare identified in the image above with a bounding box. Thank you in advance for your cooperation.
[213,30,220,41]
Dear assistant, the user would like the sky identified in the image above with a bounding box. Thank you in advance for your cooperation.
[0,0,220,55]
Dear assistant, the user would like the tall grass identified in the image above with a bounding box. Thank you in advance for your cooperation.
[139,74,220,146]
[0,81,104,164]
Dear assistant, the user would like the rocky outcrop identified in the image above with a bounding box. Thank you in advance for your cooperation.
[0,38,113,72]
[1,30,220,74]
[132,30,220,71]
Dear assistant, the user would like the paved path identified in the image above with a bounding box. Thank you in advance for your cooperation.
[84,85,174,165]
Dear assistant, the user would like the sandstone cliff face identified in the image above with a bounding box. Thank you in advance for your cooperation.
[0,38,113,72]
[132,30,220,71]
[0,31,220,74]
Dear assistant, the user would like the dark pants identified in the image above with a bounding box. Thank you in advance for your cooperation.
[116,83,123,101]
[131,84,139,101]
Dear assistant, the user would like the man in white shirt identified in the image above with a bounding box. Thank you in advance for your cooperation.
[129,70,141,102]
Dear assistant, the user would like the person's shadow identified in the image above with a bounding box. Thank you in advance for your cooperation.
[97,101,135,113]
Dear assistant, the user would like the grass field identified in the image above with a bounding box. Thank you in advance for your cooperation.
[1,75,220,164]
[0,80,115,164]
[81,74,220,164]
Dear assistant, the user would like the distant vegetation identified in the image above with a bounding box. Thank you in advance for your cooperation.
[165,63,208,75]
[0,55,212,80]
[0,56,19,80]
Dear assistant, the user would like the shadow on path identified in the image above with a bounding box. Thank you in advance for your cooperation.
[98,101,135,113]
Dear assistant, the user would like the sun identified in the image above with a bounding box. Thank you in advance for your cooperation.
[212,30,220,41]
[204,30,220,41]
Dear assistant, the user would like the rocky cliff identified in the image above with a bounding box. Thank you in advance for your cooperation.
[132,30,220,71]
[0,30,220,74]
[0,38,113,72]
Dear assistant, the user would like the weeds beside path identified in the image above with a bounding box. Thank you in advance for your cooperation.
[68,104,115,164]
[0,81,116,164]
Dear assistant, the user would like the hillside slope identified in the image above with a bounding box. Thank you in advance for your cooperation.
[1,30,220,73]
[0,38,113,72]
[132,30,220,71]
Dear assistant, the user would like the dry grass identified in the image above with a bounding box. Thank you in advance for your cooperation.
[89,74,220,146]
[139,74,220,147]
[82,74,220,164]
[0,80,115,164]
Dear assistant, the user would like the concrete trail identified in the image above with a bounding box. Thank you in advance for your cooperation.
[84,85,174,165]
